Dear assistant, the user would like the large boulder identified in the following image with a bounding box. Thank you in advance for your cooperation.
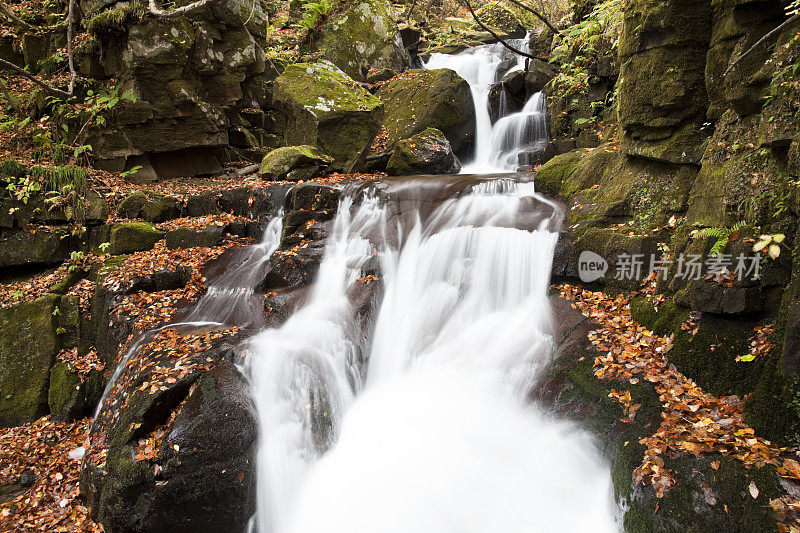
[386,128,462,175]
[84,0,275,178]
[273,61,384,172]
[0,296,59,427]
[310,0,408,81]
[90,360,258,533]
[487,60,558,123]
[377,68,475,154]
[259,145,333,181]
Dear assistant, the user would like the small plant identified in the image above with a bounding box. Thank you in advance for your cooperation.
[98,241,111,254]
[694,221,746,256]
[300,0,334,29]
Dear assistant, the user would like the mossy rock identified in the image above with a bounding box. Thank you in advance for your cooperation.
[118,190,180,223]
[534,149,588,196]
[557,146,697,231]
[376,68,475,154]
[0,295,59,427]
[185,191,221,217]
[0,226,75,268]
[385,128,461,175]
[48,362,103,421]
[165,226,224,249]
[313,0,408,81]
[273,61,384,172]
[542,296,781,533]
[259,145,333,181]
[108,222,165,255]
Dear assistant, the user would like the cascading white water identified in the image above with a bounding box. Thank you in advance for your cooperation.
[184,214,284,327]
[92,214,284,426]
[424,39,549,173]
[248,178,619,533]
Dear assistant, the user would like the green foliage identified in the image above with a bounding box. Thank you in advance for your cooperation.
[694,221,746,256]
[300,0,334,29]
[549,0,622,99]
[86,3,146,36]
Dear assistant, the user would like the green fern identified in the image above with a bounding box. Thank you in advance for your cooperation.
[695,221,746,256]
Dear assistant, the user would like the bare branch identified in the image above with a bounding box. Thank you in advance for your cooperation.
[461,0,545,61]
[725,13,799,76]
[148,0,221,18]
[0,0,68,31]
[65,0,76,95]
[502,0,562,36]
[0,0,77,99]
[0,58,71,97]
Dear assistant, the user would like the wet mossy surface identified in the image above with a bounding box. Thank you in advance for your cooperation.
[541,297,783,532]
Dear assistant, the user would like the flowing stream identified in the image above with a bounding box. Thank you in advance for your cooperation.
[424,37,549,173]
[247,177,619,532]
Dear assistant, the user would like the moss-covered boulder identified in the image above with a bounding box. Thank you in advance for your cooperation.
[0,295,59,427]
[273,61,384,172]
[165,226,224,249]
[386,128,461,175]
[377,68,475,154]
[259,145,333,181]
[185,191,221,217]
[534,148,588,196]
[311,0,408,81]
[118,190,181,223]
[108,222,165,255]
[536,296,783,533]
[48,362,104,422]
[0,226,76,268]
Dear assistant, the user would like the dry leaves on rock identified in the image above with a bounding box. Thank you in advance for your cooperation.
[0,417,102,532]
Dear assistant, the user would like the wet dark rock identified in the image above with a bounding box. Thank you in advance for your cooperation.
[386,128,461,175]
[91,362,258,533]
[118,191,181,223]
[487,61,558,123]
[165,226,225,249]
[185,192,222,218]
[219,185,294,219]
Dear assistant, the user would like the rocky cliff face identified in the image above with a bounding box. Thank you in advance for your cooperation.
[539,0,800,447]
[83,0,277,180]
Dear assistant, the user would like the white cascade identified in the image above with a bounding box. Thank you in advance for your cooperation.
[248,177,619,533]
[424,38,549,173]
[184,214,284,327]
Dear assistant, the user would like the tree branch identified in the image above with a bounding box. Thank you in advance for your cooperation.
[461,0,545,61]
[0,58,71,97]
[502,0,562,36]
[725,13,799,76]
[0,0,68,31]
[148,0,221,18]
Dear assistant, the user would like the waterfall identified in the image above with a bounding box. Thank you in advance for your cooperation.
[92,214,284,427]
[248,177,619,533]
[424,38,549,173]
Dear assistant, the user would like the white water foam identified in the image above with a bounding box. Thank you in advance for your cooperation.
[248,178,619,533]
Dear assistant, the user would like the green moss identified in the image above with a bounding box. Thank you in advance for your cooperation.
[0,295,59,427]
[47,362,83,421]
[315,0,407,81]
[275,61,382,114]
[86,3,146,36]
[376,68,474,152]
[108,222,164,255]
[534,149,587,196]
